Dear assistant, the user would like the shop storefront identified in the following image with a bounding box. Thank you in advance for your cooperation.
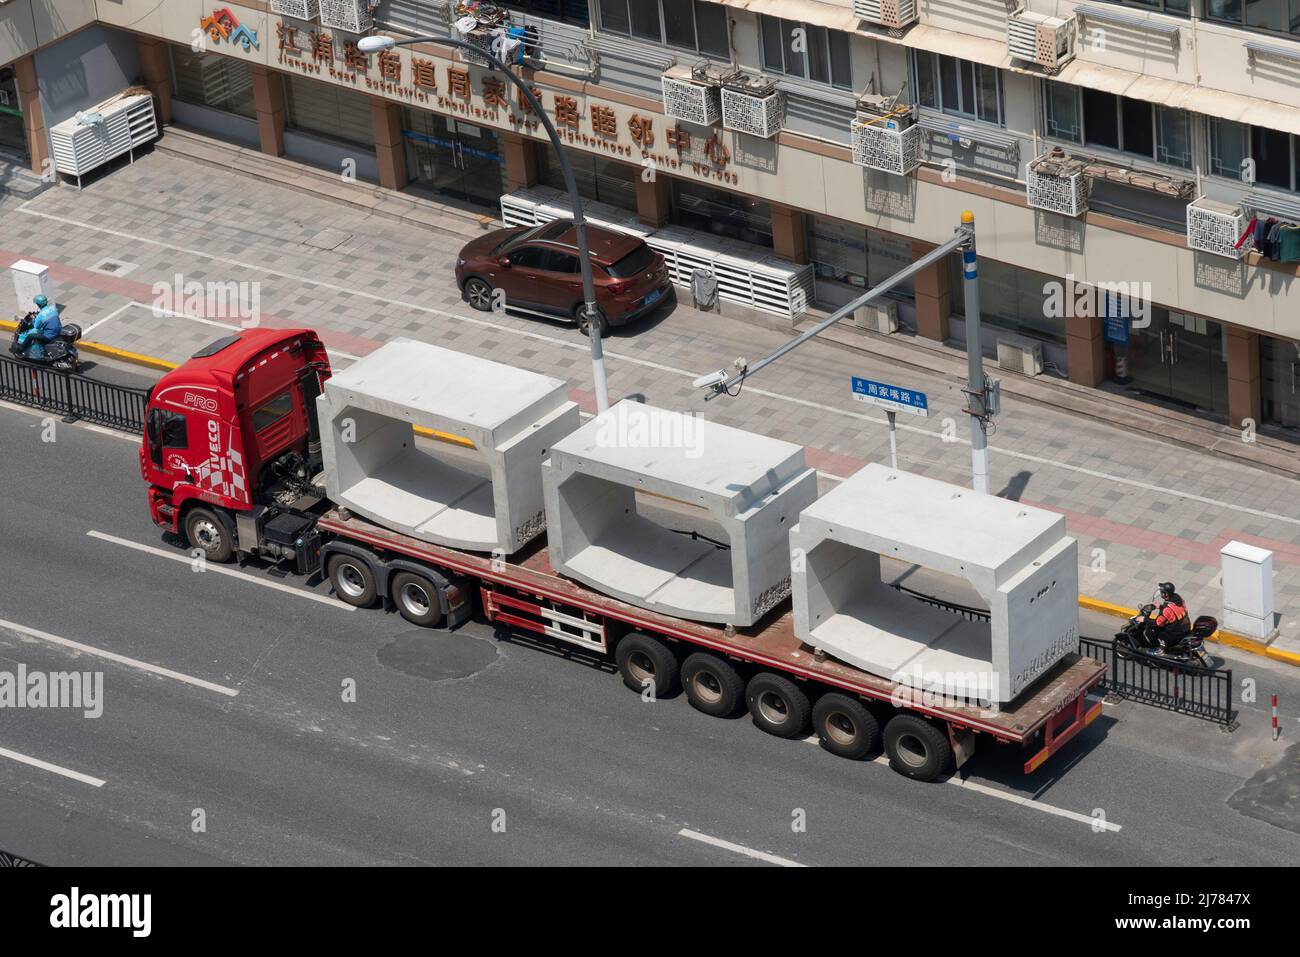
[537,147,638,213]
[671,178,772,247]
[805,214,914,310]
[168,45,260,147]
[0,65,28,162]
[402,108,506,208]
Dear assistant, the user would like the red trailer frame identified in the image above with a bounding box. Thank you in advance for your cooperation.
[317,511,1105,777]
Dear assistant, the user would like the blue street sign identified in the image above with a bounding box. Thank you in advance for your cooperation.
[1101,290,1130,346]
[851,376,929,416]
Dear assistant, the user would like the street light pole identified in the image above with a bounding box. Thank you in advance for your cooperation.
[358,33,609,412]
[959,210,989,495]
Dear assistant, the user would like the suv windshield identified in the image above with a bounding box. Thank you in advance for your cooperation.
[607,243,656,278]
[495,220,571,253]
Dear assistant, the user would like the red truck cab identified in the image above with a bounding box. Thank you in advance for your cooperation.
[141,328,331,564]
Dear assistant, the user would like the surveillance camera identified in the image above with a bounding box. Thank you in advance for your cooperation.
[693,369,729,390]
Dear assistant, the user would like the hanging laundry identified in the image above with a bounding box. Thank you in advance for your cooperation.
[1279,224,1300,263]
[1235,216,1258,251]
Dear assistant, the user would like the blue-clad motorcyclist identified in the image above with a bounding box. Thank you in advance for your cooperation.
[18,294,61,359]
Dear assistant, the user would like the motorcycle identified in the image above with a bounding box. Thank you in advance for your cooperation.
[9,311,82,372]
[1115,596,1218,669]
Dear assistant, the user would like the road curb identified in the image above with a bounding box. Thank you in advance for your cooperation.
[8,319,1297,666]
[1078,595,1300,667]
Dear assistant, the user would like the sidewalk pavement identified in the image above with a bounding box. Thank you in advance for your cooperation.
[3,144,1299,660]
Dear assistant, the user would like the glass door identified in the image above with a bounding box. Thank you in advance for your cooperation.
[1122,309,1227,414]
[0,67,28,161]
[403,112,505,209]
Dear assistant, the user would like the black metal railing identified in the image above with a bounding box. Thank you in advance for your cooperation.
[0,355,149,434]
[892,582,992,623]
[1079,636,1238,730]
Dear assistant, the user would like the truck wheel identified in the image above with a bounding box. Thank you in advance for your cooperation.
[681,653,744,717]
[883,714,953,782]
[746,673,811,738]
[812,693,880,760]
[185,507,233,563]
[390,571,445,627]
[327,554,378,608]
[615,633,679,697]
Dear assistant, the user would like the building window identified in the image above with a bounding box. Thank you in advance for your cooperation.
[169,46,256,119]
[598,0,730,57]
[913,51,1003,125]
[806,216,914,297]
[947,257,1065,346]
[1043,82,1192,169]
[758,16,852,89]
[497,0,590,26]
[284,75,374,148]
[1092,0,1190,14]
[1207,0,1300,37]
[1207,117,1298,190]
[538,148,639,213]
[671,179,772,247]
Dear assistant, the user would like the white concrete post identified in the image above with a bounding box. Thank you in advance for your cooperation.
[1220,541,1275,640]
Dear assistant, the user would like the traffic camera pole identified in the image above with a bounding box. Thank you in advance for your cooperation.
[959,211,989,494]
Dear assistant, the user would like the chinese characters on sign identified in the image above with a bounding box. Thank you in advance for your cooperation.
[265,18,740,183]
[850,377,930,416]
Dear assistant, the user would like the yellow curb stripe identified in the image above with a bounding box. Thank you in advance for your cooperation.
[1077,594,1300,667]
[78,340,178,371]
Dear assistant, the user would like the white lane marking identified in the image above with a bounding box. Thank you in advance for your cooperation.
[0,616,239,697]
[676,828,807,867]
[22,204,1298,529]
[82,301,133,335]
[0,745,106,788]
[86,530,352,612]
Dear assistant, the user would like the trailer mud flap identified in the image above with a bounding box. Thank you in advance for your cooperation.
[1023,694,1102,774]
[949,726,976,770]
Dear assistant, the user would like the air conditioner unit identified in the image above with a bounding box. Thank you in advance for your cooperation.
[853,0,918,32]
[661,64,722,126]
[720,72,783,138]
[270,0,320,20]
[853,300,899,334]
[1007,11,1076,73]
[997,339,1044,376]
[1026,149,1089,217]
[851,102,921,175]
[1186,197,1249,260]
[319,0,372,33]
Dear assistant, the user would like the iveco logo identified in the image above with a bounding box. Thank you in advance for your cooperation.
[182,392,218,413]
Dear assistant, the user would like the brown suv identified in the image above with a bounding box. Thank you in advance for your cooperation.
[455,219,674,336]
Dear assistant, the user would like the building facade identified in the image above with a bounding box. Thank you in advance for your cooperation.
[5,0,1300,434]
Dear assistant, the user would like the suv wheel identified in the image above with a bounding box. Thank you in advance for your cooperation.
[576,305,609,337]
[464,277,495,312]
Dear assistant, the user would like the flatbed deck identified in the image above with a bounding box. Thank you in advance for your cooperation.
[318,510,1106,747]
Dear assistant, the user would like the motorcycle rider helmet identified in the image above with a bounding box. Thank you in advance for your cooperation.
[1158,581,1176,600]
[33,294,48,308]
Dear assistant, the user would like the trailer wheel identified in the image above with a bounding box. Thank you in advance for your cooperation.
[745,673,811,739]
[681,653,744,717]
[883,714,953,782]
[327,554,378,608]
[615,633,679,697]
[185,507,233,563]
[390,571,445,627]
[812,693,880,760]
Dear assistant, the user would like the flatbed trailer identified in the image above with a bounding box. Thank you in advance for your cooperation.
[315,509,1106,782]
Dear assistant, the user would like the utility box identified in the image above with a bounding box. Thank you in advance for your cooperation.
[11,260,54,316]
[1220,540,1275,640]
[318,339,580,555]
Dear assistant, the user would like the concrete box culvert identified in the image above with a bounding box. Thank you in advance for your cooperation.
[318,338,580,554]
[542,401,819,627]
[791,464,1079,706]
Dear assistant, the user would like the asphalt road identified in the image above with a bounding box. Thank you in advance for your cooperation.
[1,401,1298,866]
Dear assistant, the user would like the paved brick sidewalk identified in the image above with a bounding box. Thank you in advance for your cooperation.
[4,151,1299,654]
